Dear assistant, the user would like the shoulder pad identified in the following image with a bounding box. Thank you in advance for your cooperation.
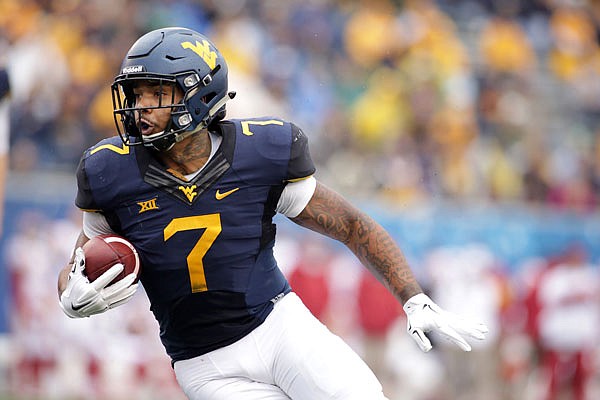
[85,136,132,159]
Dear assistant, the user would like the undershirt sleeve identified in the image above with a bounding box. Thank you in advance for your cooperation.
[276,176,316,218]
[83,211,115,238]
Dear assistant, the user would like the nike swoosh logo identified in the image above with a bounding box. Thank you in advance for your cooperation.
[71,300,91,311]
[215,187,239,200]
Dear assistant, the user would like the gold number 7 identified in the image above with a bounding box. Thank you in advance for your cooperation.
[164,214,222,293]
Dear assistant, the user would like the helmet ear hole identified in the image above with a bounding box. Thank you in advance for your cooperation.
[202,93,216,104]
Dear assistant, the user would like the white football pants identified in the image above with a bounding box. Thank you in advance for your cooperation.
[174,292,388,400]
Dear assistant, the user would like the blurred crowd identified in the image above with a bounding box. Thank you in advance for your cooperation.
[2,210,599,400]
[0,0,599,211]
[1,0,600,399]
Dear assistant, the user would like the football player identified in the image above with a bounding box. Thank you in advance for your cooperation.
[57,27,488,399]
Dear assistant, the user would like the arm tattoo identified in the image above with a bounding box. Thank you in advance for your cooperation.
[291,182,422,303]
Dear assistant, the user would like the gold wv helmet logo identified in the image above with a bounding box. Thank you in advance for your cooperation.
[181,40,217,69]
[178,185,198,202]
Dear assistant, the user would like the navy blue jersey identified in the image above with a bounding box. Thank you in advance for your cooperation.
[75,118,315,361]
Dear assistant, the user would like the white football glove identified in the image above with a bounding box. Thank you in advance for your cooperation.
[59,247,139,318]
[403,293,489,352]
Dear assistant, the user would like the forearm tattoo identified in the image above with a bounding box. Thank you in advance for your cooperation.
[292,182,422,303]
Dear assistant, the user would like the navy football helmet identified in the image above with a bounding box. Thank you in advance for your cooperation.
[111,27,235,151]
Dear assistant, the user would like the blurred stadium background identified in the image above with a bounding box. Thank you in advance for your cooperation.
[1,0,600,399]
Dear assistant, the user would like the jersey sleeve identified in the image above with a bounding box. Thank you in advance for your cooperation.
[74,136,136,213]
[75,155,101,212]
[83,211,115,238]
[287,123,316,181]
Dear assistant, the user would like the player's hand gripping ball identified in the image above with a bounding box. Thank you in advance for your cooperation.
[59,236,140,319]
[82,234,141,285]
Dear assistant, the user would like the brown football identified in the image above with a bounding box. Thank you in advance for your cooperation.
[82,234,141,285]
